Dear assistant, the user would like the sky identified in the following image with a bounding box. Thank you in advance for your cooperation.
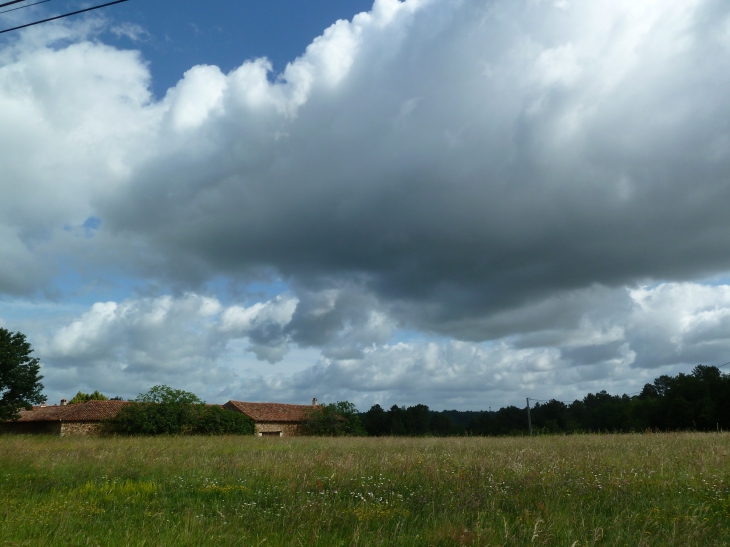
[2,0,730,411]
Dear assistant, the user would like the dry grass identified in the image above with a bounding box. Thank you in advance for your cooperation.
[1,433,728,546]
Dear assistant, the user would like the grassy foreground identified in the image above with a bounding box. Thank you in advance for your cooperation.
[0,433,728,546]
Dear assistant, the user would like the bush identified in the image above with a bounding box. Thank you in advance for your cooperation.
[135,385,203,405]
[69,390,108,404]
[104,385,254,436]
[106,402,196,435]
[301,401,366,436]
[191,405,255,435]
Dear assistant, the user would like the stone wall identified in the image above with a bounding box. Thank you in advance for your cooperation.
[0,421,106,436]
[60,422,104,436]
[0,422,62,435]
[255,422,302,437]
[3,419,303,437]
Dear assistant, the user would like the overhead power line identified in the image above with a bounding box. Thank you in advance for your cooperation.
[0,0,53,16]
[0,0,28,9]
[0,0,128,34]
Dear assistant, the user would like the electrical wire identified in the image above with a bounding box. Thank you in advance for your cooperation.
[0,0,127,34]
[0,0,28,9]
[0,0,52,16]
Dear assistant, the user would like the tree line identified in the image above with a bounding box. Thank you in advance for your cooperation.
[359,365,730,436]
[2,327,728,436]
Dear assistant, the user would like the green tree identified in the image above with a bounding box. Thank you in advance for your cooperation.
[135,385,203,405]
[430,411,454,436]
[403,404,431,435]
[115,385,203,435]
[361,403,389,436]
[190,405,255,435]
[302,401,366,436]
[69,390,109,404]
[0,328,44,421]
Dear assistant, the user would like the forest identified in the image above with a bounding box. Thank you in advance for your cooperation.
[359,364,730,436]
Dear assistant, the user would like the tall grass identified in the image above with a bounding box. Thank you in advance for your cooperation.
[1,433,728,545]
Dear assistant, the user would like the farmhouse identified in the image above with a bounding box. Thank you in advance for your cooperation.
[223,399,318,437]
[1,399,129,436]
[2,398,319,437]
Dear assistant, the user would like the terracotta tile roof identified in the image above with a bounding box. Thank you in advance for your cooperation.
[12,400,130,422]
[12,405,71,422]
[63,400,130,421]
[224,401,315,423]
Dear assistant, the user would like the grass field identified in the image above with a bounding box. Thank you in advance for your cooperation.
[1,433,728,546]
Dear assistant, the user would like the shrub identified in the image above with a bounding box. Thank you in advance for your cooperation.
[301,401,366,436]
[69,390,108,404]
[104,385,255,436]
[135,385,203,405]
[191,405,255,435]
[106,402,196,435]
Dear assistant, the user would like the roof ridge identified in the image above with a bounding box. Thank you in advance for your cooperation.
[224,400,314,423]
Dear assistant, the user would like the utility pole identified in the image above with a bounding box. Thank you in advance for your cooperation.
[526,397,533,436]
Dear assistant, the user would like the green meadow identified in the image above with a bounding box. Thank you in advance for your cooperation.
[1,433,728,546]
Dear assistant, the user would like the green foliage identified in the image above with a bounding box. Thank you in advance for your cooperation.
[106,385,204,435]
[106,402,196,435]
[69,390,109,404]
[135,385,203,405]
[361,403,389,435]
[190,405,255,435]
[362,404,463,436]
[302,401,366,436]
[360,365,730,436]
[0,328,44,421]
[105,385,253,436]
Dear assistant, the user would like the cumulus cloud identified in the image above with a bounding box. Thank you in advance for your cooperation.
[220,295,297,362]
[627,283,730,369]
[43,294,224,374]
[1,1,728,315]
[22,282,730,407]
[32,292,297,400]
[3,0,730,405]
[285,284,396,358]
[247,283,730,408]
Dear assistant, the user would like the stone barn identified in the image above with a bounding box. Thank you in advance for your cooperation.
[223,400,318,437]
[1,400,129,436]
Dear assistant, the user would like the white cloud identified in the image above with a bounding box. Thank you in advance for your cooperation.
[15,281,729,408]
[534,43,581,87]
[219,295,298,362]
[110,23,150,42]
[220,295,297,332]
[166,65,227,131]
[627,283,730,368]
[3,0,730,407]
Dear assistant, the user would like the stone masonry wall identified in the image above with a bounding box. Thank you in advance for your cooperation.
[60,422,104,437]
[0,422,62,435]
[255,422,302,437]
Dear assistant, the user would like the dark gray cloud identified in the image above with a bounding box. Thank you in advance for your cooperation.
[3,1,730,407]
[15,282,730,408]
[284,284,394,358]
[85,0,730,340]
